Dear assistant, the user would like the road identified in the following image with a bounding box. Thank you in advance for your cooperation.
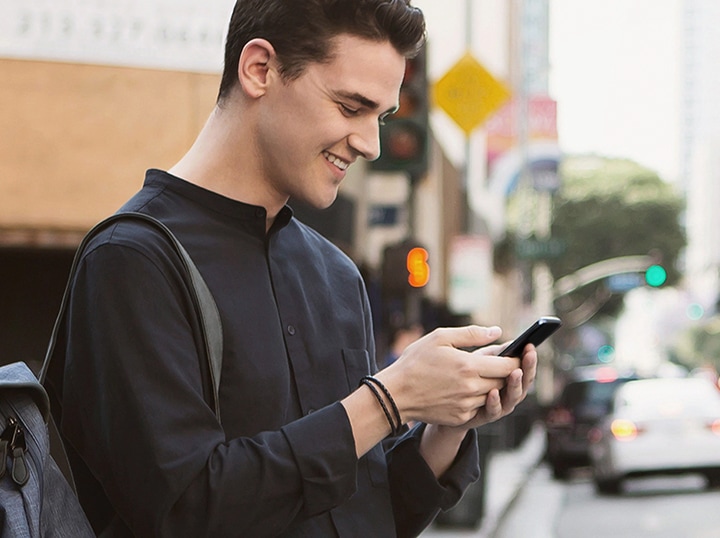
[496,464,720,538]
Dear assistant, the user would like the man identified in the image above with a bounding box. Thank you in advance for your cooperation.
[47,1,537,536]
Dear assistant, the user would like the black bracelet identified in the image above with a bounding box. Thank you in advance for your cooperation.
[361,376,402,435]
[360,378,397,434]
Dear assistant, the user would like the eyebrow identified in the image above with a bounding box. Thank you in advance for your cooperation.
[336,90,398,116]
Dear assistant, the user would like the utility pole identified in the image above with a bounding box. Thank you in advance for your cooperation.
[515,0,556,405]
[462,0,474,233]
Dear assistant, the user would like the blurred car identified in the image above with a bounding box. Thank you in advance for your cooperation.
[589,377,720,494]
[544,365,638,479]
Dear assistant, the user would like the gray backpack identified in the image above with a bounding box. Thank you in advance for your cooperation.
[0,361,94,537]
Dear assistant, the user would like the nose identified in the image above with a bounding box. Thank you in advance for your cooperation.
[348,118,381,161]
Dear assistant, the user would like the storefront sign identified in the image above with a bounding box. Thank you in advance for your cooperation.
[0,0,234,72]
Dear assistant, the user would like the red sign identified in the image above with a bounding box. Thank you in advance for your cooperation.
[486,96,558,168]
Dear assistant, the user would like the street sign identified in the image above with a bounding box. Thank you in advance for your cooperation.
[368,205,399,226]
[0,0,233,73]
[448,235,492,314]
[606,273,644,292]
[515,237,566,260]
[432,52,511,136]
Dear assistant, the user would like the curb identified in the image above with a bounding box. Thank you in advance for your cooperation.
[422,423,546,537]
[482,424,547,537]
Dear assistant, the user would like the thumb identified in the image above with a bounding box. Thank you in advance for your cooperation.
[435,325,502,349]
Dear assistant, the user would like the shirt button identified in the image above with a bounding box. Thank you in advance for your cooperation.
[255,208,265,218]
[287,325,296,336]
[307,408,315,415]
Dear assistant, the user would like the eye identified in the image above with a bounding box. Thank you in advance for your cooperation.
[340,103,359,117]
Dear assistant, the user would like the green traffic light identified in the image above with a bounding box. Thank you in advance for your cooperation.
[645,264,667,287]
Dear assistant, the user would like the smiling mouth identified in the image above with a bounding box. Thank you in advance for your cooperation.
[323,151,350,171]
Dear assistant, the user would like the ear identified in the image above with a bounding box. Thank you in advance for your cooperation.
[238,38,278,99]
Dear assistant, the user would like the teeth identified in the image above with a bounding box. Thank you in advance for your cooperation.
[323,151,349,170]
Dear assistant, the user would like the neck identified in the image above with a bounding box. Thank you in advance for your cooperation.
[169,105,287,231]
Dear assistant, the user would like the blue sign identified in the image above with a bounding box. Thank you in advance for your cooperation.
[368,205,400,226]
[606,273,644,292]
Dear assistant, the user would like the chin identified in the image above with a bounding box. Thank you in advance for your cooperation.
[316,196,338,210]
[310,189,340,210]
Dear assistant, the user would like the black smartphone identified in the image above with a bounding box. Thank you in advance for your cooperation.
[499,316,562,357]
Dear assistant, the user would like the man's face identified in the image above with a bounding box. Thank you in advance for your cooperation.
[255,35,406,209]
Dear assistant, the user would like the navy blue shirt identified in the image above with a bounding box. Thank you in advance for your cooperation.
[49,170,479,537]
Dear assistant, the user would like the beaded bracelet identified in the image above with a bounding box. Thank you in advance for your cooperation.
[360,375,403,435]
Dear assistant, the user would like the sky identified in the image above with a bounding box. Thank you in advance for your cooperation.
[414,0,683,184]
[549,0,682,183]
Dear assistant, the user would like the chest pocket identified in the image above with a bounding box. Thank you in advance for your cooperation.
[342,348,389,488]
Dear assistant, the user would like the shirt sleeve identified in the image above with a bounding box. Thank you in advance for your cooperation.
[60,240,360,537]
[387,424,481,538]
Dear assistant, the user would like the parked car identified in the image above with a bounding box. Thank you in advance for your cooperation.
[589,377,720,494]
[544,365,638,479]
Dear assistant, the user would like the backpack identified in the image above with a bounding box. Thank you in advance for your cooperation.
[0,361,94,537]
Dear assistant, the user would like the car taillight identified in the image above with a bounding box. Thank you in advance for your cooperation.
[610,419,638,441]
[594,367,619,383]
[547,407,573,426]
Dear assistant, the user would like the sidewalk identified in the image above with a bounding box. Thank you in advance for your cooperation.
[420,423,546,538]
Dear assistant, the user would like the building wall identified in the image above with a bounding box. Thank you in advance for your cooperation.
[682,0,720,307]
[0,58,219,243]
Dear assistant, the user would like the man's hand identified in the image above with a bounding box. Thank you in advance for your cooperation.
[448,342,537,431]
[375,326,536,428]
[343,324,538,474]
[378,327,537,477]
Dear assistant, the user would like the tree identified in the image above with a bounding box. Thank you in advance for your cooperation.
[547,155,685,320]
[673,317,720,373]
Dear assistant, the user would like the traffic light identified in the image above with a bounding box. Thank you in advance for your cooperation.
[381,239,430,296]
[368,45,429,182]
[406,247,430,288]
[644,264,667,287]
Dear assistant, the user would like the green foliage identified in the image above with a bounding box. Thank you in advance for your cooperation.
[514,155,686,320]
[673,318,720,372]
[551,156,685,318]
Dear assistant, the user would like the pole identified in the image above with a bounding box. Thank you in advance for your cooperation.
[519,0,555,405]
[462,0,473,233]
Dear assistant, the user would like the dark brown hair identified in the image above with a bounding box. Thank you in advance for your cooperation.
[217,0,426,104]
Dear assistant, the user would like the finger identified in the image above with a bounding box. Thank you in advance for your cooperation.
[521,346,538,390]
[500,369,524,409]
[509,368,524,393]
[476,342,507,356]
[431,325,502,349]
[483,388,503,420]
[467,355,521,378]
[474,377,506,396]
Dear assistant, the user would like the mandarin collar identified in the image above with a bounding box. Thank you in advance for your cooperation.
[144,169,294,237]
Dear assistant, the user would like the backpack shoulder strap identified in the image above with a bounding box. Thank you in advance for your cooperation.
[39,212,223,421]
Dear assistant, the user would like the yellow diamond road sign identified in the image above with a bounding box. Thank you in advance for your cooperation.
[433,52,511,136]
